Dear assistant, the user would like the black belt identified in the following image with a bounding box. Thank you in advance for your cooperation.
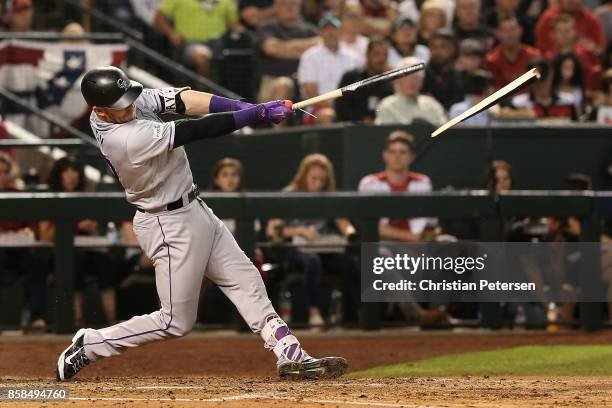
[137,186,200,213]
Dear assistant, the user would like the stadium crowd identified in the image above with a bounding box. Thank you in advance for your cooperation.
[0,0,610,332]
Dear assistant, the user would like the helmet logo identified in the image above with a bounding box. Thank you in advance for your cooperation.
[117,78,129,90]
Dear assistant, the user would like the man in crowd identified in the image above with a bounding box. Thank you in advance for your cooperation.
[375,57,446,126]
[536,0,606,54]
[155,0,240,78]
[485,16,541,89]
[297,15,361,123]
[255,0,318,103]
[422,28,465,111]
[358,131,448,325]
[453,0,495,51]
[388,17,430,68]
[239,0,275,30]
[456,39,486,76]
[484,0,534,45]
[335,37,394,122]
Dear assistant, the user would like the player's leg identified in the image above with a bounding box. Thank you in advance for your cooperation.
[199,201,347,379]
[56,202,213,380]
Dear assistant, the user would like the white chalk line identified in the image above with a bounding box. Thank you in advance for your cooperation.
[130,382,391,390]
[70,392,442,407]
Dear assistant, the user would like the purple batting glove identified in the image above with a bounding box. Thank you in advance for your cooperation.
[235,99,255,110]
[263,100,295,124]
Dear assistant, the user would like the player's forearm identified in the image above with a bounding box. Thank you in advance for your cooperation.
[179,91,252,116]
[173,105,266,147]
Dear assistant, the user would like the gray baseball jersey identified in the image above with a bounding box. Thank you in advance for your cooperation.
[81,88,305,368]
[90,87,192,211]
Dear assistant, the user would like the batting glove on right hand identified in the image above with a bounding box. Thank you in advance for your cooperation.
[263,100,295,124]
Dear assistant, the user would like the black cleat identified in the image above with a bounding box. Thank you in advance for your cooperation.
[56,329,90,381]
[278,356,348,380]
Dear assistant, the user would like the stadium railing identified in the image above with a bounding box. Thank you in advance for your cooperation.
[0,190,609,333]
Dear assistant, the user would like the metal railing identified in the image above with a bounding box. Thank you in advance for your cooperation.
[0,190,609,333]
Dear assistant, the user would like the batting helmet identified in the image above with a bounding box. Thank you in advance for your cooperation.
[81,66,143,109]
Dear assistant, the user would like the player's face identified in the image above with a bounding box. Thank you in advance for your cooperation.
[383,142,414,172]
[61,168,80,192]
[495,168,512,192]
[95,104,136,124]
[214,165,241,192]
[305,165,328,192]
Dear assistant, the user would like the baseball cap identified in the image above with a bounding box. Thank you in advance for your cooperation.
[459,39,485,57]
[318,15,341,28]
[12,0,32,12]
[392,17,416,31]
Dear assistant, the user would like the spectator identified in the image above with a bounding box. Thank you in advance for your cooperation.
[39,157,117,327]
[129,0,163,29]
[297,15,361,123]
[375,57,447,125]
[483,159,512,194]
[358,130,432,242]
[551,52,584,115]
[154,0,240,78]
[457,39,486,75]
[239,0,275,29]
[6,0,32,31]
[336,37,394,122]
[596,0,612,42]
[484,0,535,45]
[209,158,245,235]
[546,13,602,91]
[340,6,369,67]
[266,154,359,328]
[255,0,318,103]
[453,0,495,51]
[509,58,577,121]
[485,16,541,89]
[449,70,496,125]
[416,0,447,46]
[535,0,606,54]
[588,68,612,123]
[388,17,431,68]
[422,28,465,110]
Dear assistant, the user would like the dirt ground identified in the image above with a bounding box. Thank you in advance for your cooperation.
[1,330,612,407]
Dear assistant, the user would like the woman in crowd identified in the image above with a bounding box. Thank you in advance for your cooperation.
[416,0,447,46]
[209,158,245,235]
[39,157,117,327]
[266,154,359,328]
[551,52,585,116]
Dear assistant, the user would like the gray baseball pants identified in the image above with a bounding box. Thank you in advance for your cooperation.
[83,198,277,360]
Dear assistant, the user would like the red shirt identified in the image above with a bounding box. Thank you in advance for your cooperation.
[485,45,541,89]
[535,5,606,53]
[374,171,429,231]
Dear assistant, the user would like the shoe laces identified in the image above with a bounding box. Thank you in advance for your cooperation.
[72,352,90,371]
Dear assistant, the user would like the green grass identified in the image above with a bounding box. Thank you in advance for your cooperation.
[351,345,612,377]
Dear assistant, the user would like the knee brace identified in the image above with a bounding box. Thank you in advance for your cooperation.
[261,315,304,362]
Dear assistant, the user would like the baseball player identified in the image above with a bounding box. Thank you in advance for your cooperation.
[56,66,347,381]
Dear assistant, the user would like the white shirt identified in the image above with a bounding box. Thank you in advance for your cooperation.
[358,171,433,235]
[90,88,193,211]
[388,44,430,68]
[375,93,447,126]
[340,35,369,67]
[297,43,361,97]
